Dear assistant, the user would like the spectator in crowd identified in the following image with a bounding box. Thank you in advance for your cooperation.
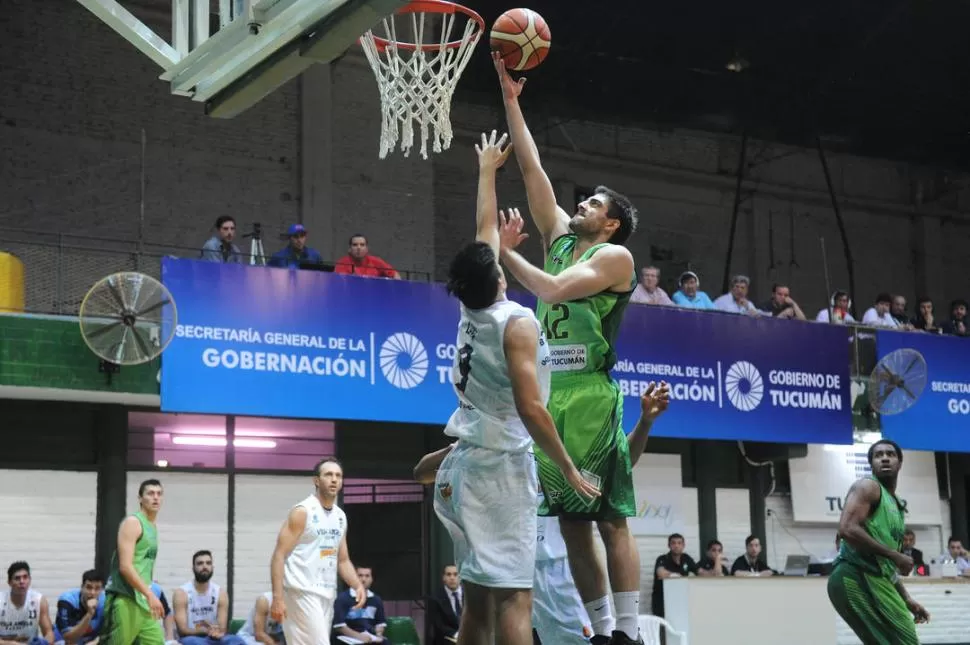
[941,299,969,337]
[173,551,244,645]
[939,537,970,576]
[332,566,389,644]
[713,275,760,315]
[890,296,915,330]
[652,533,698,617]
[0,561,54,645]
[428,565,461,645]
[861,293,900,329]
[268,224,323,269]
[201,216,244,264]
[815,290,856,324]
[334,234,400,279]
[731,536,774,577]
[911,297,942,334]
[900,530,928,576]
[56,570,105,644]
[696,540,730,577]
[236,593,284,645]
[671,271,714,310]
[630,266,672,305]
[759,283,807,320]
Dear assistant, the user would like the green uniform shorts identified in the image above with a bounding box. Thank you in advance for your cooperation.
[827,562,918,645]
[100,592,166,645]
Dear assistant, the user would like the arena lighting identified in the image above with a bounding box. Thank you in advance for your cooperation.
[171,435,277,449]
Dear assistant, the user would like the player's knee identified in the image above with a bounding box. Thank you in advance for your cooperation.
[595,517,629,544]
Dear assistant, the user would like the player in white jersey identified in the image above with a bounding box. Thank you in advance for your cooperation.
[237,593,284,645]
[415,382,670,645]
[0,561,54,645]
[269,458,366,645]
[433,130,600,645]
[173,550,244,645]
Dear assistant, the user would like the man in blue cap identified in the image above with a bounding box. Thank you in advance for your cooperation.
[269,224,324,268]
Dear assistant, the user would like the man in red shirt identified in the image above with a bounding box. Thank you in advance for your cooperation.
[334,234,400,279]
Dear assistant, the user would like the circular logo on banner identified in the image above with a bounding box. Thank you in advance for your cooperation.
[379,333,429,389]
[725,360,764,411]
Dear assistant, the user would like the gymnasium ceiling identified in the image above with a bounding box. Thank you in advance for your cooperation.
[457,0,970,169]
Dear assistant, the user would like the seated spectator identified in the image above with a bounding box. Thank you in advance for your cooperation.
[671,271,714,310]
[630,266,672,305]
[939,537,970,576]
[901,530,928,576]
[332,566,389,644]
[173,551,244,645]
[861,293,900,329]
[237,592,284,645]
[56,570,105,645]
[334,235,400,279]
[911,297,942,334]
[696,540,730,577]
[428,565,461,645]
[941,299,969,337]
[201,216,244,264]
[890,296,915,330]
[815,290,856,324]
[713,275,760,315]
[731,536,773,577]
[0,561,55,645]
[268,225,323,269]
[652,533,698,617]
[759,283,807,320]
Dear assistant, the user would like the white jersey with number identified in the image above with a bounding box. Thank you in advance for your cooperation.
[178,581,220,632]
[0,589,42,640]
[445,299,551,452]
[283,495,346,600]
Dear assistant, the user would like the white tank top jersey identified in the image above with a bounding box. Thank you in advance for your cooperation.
[283,494,347,600]
[535,493,568,562]
[178,581,220,631]
[445,299,551,452]
[0,589,42,639]
[238,592,283,642]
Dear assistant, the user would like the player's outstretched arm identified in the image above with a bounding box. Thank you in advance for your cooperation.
[838,479,912,573]
[504,316,600,501]
[628,381,670,467]
[493,52,570,246]
[269,507,307,622]
[498,209,634,304]
[413,445,456,484]
[474,130,512,256]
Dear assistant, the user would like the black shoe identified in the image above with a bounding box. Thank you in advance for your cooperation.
[589,635,611,645]
[610,630,644,645]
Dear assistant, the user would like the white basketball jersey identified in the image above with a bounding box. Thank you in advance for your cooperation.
[178,581,220,632]
[238,592,283,643]
[283,495,347,600]
[0,589,42,639]
[445,300,551,451]
[535,493,568,562]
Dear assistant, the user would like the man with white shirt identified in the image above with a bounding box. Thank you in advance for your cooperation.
[269,459,367,645]
[816,291,856,324]
[713,275,760,315]
[173,552,243,645]
[630,267,672,306]
[0,561,54,645]
[861,293,900,329]
[940,537,970,577]
[235,593,283,645]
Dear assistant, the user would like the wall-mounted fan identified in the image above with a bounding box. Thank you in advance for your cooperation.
[79,272,177,366]
[867,348,927,416]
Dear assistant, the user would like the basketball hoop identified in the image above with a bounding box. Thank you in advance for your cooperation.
[359,0,484,160]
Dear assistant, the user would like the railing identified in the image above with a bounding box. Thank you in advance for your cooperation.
[0,227,432,315]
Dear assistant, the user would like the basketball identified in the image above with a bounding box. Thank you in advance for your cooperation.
[490,8,551,72]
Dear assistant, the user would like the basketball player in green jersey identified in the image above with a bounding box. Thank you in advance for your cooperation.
[493,52,642,645]
[100,479,167,645]
[828,440,930,645]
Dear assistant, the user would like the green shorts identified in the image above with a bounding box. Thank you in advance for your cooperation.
[100,592,165,645]
[827,562,918,645]
[536,374,636,521]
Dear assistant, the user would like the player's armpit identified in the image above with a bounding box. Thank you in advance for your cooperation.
[538,245,634,304]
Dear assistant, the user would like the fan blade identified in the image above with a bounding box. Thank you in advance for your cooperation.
[900,384,917,400]
[85,320,125,341]
[902,354,920,376]
[135,297,171,318]
[106,278,129,311]
[132,327,154,361]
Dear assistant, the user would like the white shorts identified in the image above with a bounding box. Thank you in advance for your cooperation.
[434,441,538,589]
[533,556,592,644]
[282,588,333,645]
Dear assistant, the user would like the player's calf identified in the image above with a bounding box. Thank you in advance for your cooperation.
[493,587,534,645]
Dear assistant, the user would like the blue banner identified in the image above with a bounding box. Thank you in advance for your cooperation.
[876,330,970,452]
[161,259,853,444]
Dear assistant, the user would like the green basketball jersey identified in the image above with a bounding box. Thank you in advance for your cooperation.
[537,235,635,380]
[106,511,158,608]
[835,477,905,579]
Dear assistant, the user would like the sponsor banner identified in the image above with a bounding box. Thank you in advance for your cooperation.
[789,444,943,525]
[161,259,853,444]
[876,330,970,453]
[628,488,686,536]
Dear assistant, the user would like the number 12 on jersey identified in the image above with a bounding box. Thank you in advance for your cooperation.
[543,303,570,340]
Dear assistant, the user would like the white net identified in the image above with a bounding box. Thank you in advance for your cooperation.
[360,6,482,160]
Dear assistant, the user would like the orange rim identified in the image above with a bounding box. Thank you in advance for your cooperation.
[362,0,485,53]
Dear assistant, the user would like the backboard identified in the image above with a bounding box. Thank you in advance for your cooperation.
[75,0,408,118]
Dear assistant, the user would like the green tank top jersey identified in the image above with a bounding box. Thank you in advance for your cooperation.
[835,477,905,579]
[537,235,635,380]
[106,512,158,608]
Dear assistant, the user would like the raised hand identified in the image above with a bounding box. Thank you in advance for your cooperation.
[640,381,670,421]
[475,130,512,170]
[492,51,526,101]
[498,208,529,251]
